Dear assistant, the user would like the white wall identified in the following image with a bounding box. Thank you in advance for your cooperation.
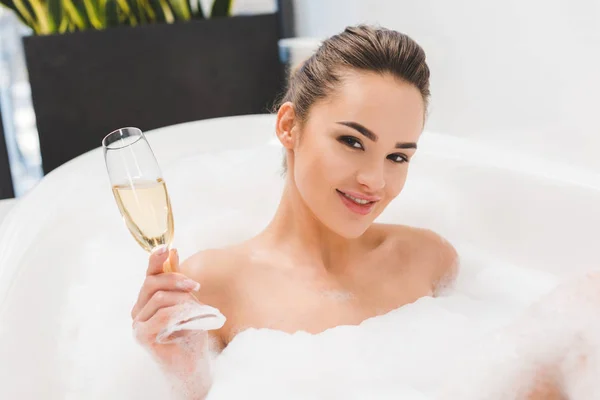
[292,0,600,172]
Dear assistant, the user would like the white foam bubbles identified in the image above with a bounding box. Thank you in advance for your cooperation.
[1,137,600,399]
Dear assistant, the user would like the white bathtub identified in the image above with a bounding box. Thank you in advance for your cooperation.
[0,114,599,398]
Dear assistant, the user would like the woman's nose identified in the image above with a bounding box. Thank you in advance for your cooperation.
[356,163,385,192]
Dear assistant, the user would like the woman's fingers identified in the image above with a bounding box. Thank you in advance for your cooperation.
[147,245,171,276]
[135,290,199,323]
[131,273,200,319]
[133,303,208,345]
[163,248,180,273]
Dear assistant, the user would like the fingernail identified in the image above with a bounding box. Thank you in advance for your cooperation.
[151,244,168,255]
[176,279,201,292]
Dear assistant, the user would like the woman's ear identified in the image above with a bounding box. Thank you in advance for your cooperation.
[275,102,298,150]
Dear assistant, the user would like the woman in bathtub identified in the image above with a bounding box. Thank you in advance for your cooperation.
[130,25,564,399]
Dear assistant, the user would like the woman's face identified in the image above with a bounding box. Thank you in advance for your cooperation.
[280,71,425,238]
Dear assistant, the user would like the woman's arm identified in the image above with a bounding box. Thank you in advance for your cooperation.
[132,249,231,400]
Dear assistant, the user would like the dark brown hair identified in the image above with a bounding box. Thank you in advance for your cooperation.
[277,24,431,123]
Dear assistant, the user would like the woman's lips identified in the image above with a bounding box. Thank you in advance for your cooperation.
[338,190,381,202]
[336,189,378,215]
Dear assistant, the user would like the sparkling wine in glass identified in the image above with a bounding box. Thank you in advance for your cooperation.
[102,127,175,271]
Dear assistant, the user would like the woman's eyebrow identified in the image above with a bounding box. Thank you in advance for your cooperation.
[336,121,417,149]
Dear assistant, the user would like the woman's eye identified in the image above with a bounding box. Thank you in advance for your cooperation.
[388,153,408,163]
[338,136,364,150]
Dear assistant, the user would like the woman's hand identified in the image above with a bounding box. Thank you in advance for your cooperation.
[131,246,214,398]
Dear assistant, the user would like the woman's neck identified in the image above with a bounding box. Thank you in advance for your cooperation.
[259,178,359,272]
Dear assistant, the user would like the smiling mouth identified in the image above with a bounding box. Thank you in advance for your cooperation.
[336,189,374,205]
[335,189,379,206]
[336,189,378,216]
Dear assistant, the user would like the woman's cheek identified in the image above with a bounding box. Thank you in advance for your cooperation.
[386,169,408,196]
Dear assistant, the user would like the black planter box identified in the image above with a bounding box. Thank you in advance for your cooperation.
[23,13,285,174]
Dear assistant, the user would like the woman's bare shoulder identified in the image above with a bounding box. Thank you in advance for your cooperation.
[179,244,249,280]
[177,246,247,308]
[375,223,460,293]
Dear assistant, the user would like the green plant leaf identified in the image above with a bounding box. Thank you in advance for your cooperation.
[47,0,64,28]
[116,0,137,26]
[58,16,69,32]
[98,0,109,26]
[0,0,231,34]
[191,0,204,19]
[30,0,57,34]
[104,0,119,26]
[130,0,142,23]
[131,0,156,24]
[77,0,92,26]
[168,0,191,21]
[149,0,174,23]
[83,0,103,29]
[210,0,231,18]
[62,0,87,31]
[12,0,40,33]
[0,1,34,28]
[141,0,157,22]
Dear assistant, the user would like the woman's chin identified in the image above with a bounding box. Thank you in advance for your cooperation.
[312,204,377,239]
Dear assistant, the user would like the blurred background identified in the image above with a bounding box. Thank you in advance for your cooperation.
[0,0,598,212]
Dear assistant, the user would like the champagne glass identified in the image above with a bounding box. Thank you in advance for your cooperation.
[102,127,175,272]
[102,127,226,338]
